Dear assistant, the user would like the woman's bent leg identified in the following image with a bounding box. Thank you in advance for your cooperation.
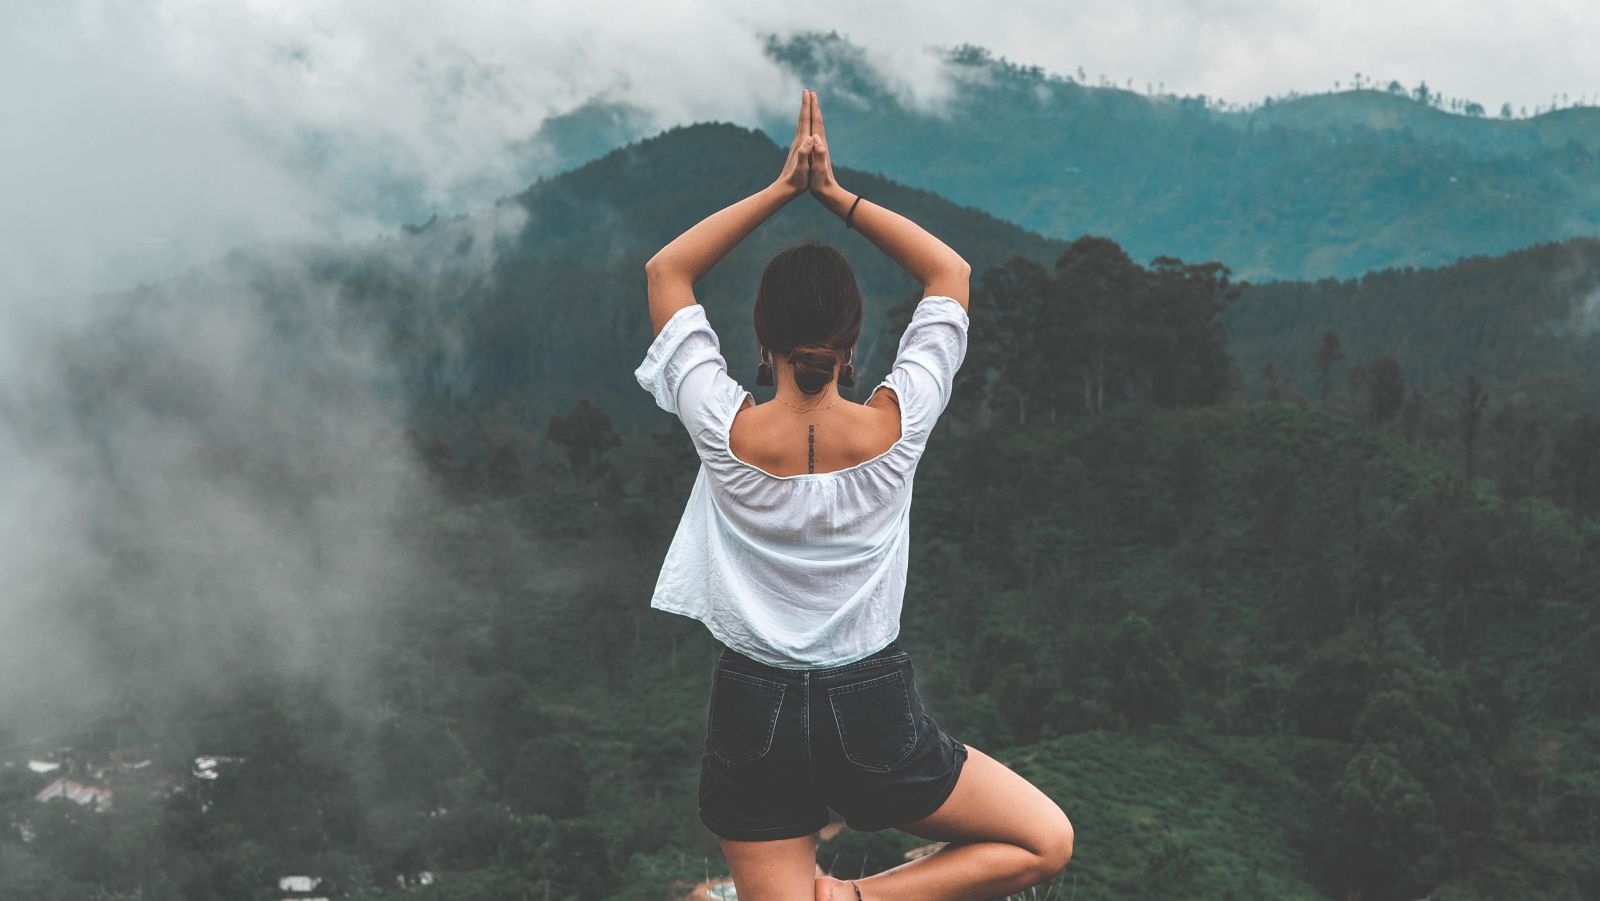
[840,744,1074,901]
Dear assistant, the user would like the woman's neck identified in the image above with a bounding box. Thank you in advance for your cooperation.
[772,381,843,409]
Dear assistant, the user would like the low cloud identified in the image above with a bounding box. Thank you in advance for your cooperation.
[0,202,527,742]
[1568,285,1600,337]
[0,3,960,300]
[11,1,1587,303]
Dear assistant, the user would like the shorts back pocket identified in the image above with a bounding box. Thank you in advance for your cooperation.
[707,668,786,765]
[828,669,920,771]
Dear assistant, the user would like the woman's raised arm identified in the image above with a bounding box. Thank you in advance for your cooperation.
[802,89,971,309]
[642,91,815,337]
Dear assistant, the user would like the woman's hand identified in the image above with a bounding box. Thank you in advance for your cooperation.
[804,89,843,200]
[775,89,817,199]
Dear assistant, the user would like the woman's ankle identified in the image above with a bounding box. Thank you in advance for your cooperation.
[813,874,858,901]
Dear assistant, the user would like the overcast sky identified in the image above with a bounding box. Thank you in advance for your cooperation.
[2,0,1593,301]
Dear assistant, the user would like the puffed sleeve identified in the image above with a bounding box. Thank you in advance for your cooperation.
[634,304,750,455]
[879,295,970,443]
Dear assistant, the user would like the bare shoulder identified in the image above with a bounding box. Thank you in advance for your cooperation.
[864,385,899,412]
[728,394,757,435]
[862,387,903,445]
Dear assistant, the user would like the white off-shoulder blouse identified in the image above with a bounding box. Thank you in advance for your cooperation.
[634,295,970,667]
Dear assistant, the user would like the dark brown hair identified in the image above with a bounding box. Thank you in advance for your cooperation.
[753,237,864,396]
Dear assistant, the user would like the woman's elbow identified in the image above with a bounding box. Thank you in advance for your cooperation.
[935,256,971,282]
[645,253,690,281]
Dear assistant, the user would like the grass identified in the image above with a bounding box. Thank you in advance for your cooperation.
[992,727,1334,900]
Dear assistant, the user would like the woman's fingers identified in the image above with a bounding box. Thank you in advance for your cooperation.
[795,89,809,142]
[795,90,835,193]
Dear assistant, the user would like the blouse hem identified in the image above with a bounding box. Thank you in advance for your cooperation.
[650,600,902,669]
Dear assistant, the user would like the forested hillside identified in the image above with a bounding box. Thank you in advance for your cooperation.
[220,120,1600,458]
[304,121,1062,439]
[1225,237,1600,412]
[4,114,1599,900]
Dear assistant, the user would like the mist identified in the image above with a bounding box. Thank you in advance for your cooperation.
[5,1,1592,302]
[0,202,527,746]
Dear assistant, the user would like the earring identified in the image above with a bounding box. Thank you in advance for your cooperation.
[756,351,774,387]
[839,352,856,388]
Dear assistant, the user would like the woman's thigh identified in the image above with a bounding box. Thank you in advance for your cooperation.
[717,832,819,901]
[895,744,1073,858]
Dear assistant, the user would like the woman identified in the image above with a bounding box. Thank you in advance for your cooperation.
[635,89,1074,901]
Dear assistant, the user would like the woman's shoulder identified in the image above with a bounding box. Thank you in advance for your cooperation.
[723,392,907,479]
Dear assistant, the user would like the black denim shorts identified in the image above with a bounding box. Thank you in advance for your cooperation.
[697,638,968,842]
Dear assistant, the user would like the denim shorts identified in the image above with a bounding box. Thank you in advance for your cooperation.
[697,638,968,842]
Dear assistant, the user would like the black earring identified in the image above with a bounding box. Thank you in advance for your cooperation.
[756,353,774,387]
[839,362,856,388]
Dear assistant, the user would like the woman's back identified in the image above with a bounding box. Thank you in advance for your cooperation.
[634,295,970,666]
[726,387,902,479]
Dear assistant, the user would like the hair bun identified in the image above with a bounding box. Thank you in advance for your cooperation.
[787,345,839,396]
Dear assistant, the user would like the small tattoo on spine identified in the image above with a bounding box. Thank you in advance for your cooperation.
[807,424,815,473]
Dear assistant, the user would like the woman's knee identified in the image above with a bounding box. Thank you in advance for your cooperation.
[1027,809,1075,882]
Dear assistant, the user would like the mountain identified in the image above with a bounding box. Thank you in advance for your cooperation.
[757,33,1600,281]
[421,122,1600,436]
[1223,237,1600,414]
[296,120,1063,433]
[175,121,1600,448]
[526,32,1600,282]
[1237,88,1600,156]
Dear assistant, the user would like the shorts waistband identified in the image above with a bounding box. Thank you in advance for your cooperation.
[717,638,908,681]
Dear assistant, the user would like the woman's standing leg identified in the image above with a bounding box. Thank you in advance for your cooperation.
[718,832,819,901]
[818,744,1074,901]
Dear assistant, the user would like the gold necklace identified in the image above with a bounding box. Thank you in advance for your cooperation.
[776,393,841,413]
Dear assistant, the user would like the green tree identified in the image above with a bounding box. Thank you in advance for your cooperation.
[1261,359,1289,402]
[1104,612,1184,727]
[1368,356,1405,426]
[1551,411,1600,526]
[1251,460,1297,577]
[1288,640,1375,740]
[504,735,590,820]
[1355,679,1496,835]
[1313,330,1345,406]
[1328,743,1448,900]
[972,238,1235,422]
[540,818,619,900]
[1458,373,1489,478]
[1400,386,1425,441]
